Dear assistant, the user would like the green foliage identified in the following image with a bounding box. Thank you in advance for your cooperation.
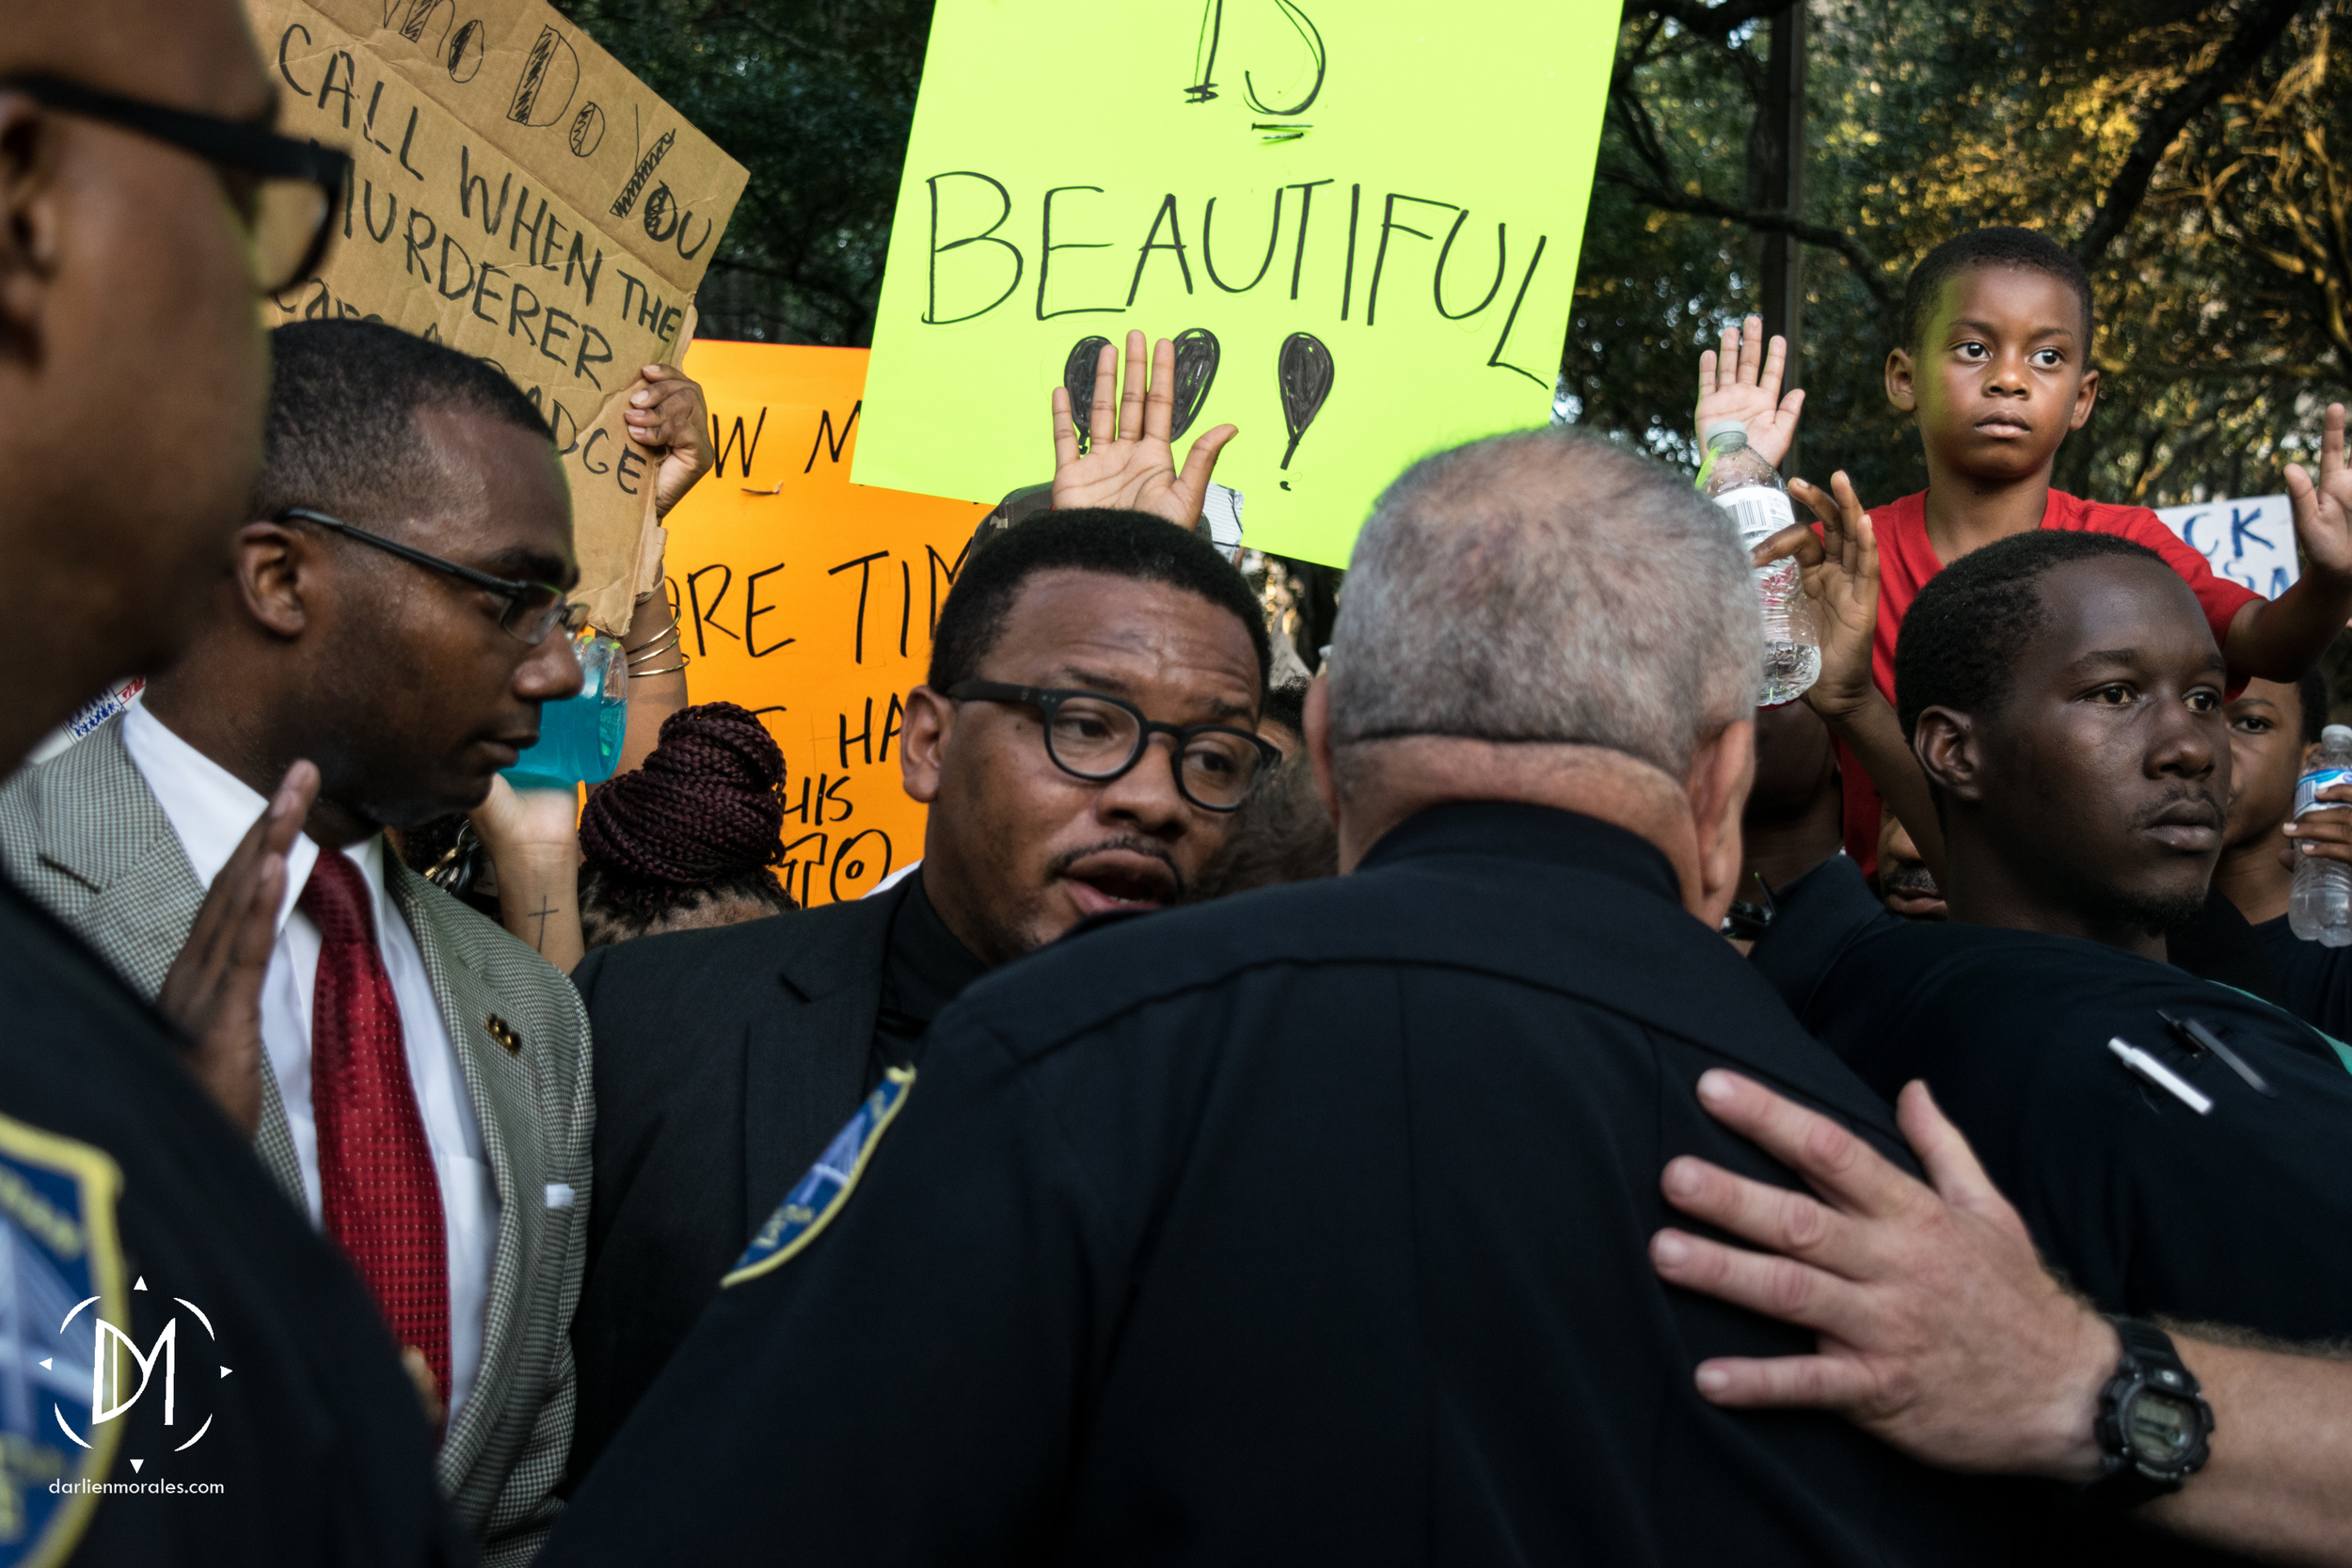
[1579,0,2352,510]
[553,0,933,344]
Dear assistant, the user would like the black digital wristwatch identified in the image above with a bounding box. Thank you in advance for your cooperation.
[2090,1317,2214,1505]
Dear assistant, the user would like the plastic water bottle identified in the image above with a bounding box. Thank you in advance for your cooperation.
[2291,724,2352,945]
[1697,419,1820,706]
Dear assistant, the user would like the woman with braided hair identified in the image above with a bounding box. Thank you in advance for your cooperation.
[578,702,799,949]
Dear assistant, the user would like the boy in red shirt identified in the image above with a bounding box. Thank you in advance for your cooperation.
[1699,226,2352,875]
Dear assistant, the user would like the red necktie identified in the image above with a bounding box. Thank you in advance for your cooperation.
[301,848,451,1413]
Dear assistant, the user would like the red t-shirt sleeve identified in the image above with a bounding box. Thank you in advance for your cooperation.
[2107,508,2263,656]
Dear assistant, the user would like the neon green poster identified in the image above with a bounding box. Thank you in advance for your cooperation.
[850,0,1621,566]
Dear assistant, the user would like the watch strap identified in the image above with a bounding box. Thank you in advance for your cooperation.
[2089,1316,2212,1508]
[2111,1316,2187,1375]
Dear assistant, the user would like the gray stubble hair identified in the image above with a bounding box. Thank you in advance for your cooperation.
[1327,428,1763,787]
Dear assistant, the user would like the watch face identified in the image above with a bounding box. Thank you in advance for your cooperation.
[2124,1388,2199,1464]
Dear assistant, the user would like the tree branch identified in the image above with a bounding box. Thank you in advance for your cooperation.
[1636,0,1792,40]
[1612,12,1671,93]
[1597,168,1898,307]
[2073,0,2312,266]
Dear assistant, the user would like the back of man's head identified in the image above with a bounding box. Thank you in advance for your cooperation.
[1895,529,2168,741]
[929,508,1272,693]
[255,320,554,523]
[1327,430,1760,790]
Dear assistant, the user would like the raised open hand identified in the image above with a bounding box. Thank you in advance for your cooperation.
[1756,472,1879,722]
[159,761,319,1138]
[623,364,716,521]
[2286,404,2352,582]
[1051,329,1238,528]
[1696,315,1805,470]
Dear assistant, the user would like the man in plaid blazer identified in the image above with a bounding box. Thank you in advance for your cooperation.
[0,321,596,1566]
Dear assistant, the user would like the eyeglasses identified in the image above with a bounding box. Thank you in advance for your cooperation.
[0,73,349,294]
[946,680,1279,813]
[279,508,589,645]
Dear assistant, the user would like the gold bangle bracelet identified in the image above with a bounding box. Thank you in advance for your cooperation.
[625,630,682,664]
[628,659,688,678]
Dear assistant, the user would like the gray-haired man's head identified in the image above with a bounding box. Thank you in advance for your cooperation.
[1326,429,1761,795]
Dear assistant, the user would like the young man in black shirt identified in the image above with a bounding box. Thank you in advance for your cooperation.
[1743,528,2352,1563]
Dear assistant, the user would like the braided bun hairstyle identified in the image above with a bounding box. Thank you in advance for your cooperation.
[578,702,797,946]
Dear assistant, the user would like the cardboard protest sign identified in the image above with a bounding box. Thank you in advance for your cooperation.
[661,341,991,906]
[247,0,749,630]
[849,0,1618,566]
[2153,495,2300,599]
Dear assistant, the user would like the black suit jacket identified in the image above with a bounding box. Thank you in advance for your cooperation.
[565,878,913,1481]
[549,804,2004,1565]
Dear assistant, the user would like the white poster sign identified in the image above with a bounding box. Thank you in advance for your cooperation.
[2153,495,2298,599]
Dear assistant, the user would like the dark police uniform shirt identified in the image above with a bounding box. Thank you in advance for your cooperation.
[0,877,465,1566]
[548,803,2001,1567]
[1754,858,2352,1567]
[2253,913,2352,1045]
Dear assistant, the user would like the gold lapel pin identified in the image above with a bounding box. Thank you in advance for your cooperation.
[485,1015,521,1054]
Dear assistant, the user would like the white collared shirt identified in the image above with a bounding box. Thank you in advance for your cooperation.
[121,705,496,1424]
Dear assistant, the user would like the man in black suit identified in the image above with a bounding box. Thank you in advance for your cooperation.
[547,431,2004,1564]
[0,4,463,1562]
[566,506,1277,1476]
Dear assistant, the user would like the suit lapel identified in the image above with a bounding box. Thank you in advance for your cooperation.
[741,884,904,1239]
[36,722,206,998]
[45,726,314,1207]
[386,860,531,1486]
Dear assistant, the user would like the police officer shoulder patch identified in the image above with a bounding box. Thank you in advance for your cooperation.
[724,1067,914,1288]
[0,1112,126,1568]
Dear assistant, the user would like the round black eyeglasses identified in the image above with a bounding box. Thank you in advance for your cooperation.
[946,680,1279,812]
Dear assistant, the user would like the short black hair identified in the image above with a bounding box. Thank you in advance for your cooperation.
[1899,227,2094,355]
[1262,677,1310,741]
[928,508,1272,694]
[253,320,554,520]
[1896,530,2172,738]
[2297,665,2331,745]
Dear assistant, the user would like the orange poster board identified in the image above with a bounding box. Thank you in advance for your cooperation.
[661,341,991,906]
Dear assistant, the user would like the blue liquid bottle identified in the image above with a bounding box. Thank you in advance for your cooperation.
[502,632,629,791]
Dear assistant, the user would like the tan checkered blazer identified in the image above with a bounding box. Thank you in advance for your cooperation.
[0,717,591,1568]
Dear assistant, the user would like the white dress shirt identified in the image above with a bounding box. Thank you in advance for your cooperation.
[121,705,498,1423]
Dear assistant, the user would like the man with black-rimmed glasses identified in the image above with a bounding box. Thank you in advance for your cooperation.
[564,504,1275,1481]
[0,317,596,1563]
[0,8,471,1565]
